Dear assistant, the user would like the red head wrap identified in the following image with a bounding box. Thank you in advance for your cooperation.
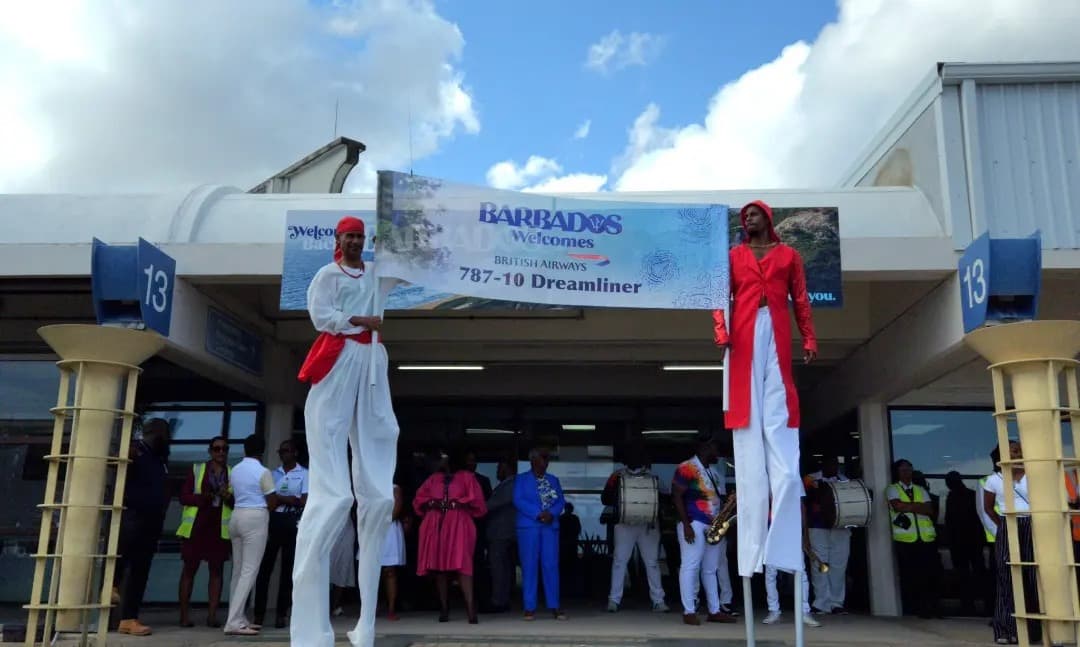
[333,216,366,263]
[739,200,780,244]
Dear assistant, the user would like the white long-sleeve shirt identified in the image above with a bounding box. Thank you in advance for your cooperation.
[306,262,398,334]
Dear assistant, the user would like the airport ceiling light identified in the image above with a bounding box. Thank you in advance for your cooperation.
[561,424,596,431]
[662,364,724,371]
[397,364,485,371]
[642,429,699,436]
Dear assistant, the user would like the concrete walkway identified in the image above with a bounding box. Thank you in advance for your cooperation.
[35,608,999,646]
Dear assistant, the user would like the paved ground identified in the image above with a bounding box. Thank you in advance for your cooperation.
[25,608,999,646]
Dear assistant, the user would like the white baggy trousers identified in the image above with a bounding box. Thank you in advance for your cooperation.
[291,341,399,647]
[608,523,665,606]
[733,307,803,577]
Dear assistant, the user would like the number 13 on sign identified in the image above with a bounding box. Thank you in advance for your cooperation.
[958,232,991,334]
[144,264,169,313]
[962,257,986,308]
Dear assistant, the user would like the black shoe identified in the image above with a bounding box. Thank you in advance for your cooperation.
[831,607,849,615]
[274,617,286,629]
[438,610,449,623]
[719,604,739,617]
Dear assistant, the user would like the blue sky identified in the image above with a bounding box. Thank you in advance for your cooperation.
[416,1,838,187]
[5,1,1080,194]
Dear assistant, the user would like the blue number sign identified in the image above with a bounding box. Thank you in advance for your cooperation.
[959,232,991,334]
[136,238,176,336]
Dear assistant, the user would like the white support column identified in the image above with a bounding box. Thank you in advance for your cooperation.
[858,401,902,617]
[262,401,296,618]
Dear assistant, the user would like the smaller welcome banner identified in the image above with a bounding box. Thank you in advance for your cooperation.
[373,172,730,310]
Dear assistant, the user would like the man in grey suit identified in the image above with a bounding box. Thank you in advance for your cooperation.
[486,459,519,613]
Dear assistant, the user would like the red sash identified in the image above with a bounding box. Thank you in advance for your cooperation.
[297,331,374,384]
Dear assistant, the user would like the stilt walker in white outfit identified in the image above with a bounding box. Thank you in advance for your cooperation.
[292,216,400,647]
[712,200,818,645]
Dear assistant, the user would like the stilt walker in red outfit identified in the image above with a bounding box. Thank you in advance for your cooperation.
[712,201,817,644]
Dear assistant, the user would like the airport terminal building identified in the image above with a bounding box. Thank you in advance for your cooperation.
[1,62,1078,617]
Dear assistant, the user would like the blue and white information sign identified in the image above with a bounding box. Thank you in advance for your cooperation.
[136,238,176,336]
[91,237,175,336]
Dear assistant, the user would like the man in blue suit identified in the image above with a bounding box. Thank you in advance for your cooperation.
[514,447,568,621]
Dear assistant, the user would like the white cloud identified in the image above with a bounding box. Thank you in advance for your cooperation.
[485,155,607,193]
[523,173,608,194]
[486,155,562,190]
[0,0,479,193]
[585,30,663,74]
[612,0,1080,191]
[573,119,591,140]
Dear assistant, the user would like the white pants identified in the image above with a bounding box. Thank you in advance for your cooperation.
[712,539,733,606]
[766,565,809,614]
[608,523,665,605]
[733,307,804,577]
[677,520,720,615]
[225,508,269,632]
[292,342,399,647]
[808,527,850,611]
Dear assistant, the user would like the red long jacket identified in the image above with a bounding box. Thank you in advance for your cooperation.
[712,201,817,430]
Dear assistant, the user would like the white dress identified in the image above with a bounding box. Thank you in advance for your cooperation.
[329,516,357,588]
[379,520,405,567]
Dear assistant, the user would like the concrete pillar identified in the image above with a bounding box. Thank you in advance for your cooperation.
[965,321,1080,646]
[27,325,164,639]
[261,401,296,617]
[858,401,902,617]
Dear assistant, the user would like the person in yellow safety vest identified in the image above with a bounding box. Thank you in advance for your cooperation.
[885,459,942,619]
[176,436,234,629]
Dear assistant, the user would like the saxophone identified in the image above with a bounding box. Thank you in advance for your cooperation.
[803,533,830,573]
[705,494,737,545]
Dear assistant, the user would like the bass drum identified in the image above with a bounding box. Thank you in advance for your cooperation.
[617,473,660,526]
[818,479,873,529]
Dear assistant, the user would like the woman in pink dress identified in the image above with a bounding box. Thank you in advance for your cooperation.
[414,450,488,624]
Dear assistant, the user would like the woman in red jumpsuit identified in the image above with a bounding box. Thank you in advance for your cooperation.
[712,200,817,579]
[413,450,488,624]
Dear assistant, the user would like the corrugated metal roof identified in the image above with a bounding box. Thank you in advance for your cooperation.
[975,81,1080,248]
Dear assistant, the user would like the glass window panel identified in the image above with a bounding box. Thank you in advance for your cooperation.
[0,361,60,422]
[890,409,999,477]
[890,408,1074,478]
[228,410,258,439]
[144,410,224,442]
[168,442,237,470]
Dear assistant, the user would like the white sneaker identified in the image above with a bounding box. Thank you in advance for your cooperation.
[651,601,670,613]
[763,610,781,624]
[802,613,821,627]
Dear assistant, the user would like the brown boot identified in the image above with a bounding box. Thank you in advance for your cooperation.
[117,619,152,636]
[683,613,701,626]
[707,611,736,623]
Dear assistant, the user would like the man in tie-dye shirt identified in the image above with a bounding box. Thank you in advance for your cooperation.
[672,436,735,626]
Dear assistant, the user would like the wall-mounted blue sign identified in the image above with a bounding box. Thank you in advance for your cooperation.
[205,307,263,375]
[91,238,176,336]
[958,230,1041,334]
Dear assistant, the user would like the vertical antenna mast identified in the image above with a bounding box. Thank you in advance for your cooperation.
[333,98,340,138]
[408,108,414,176]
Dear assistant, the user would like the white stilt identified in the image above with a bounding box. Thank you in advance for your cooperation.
[794,569,805,647]
[742,576,755,647]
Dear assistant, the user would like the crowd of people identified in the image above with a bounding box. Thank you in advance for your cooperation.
[109,420,863,637]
